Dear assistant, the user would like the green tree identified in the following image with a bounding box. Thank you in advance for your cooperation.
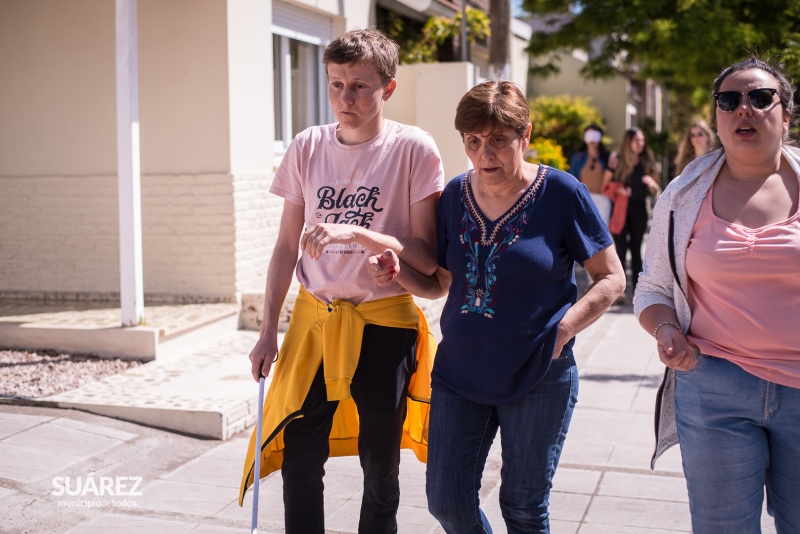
[526,137,568,170]
[522,0,800,96]
[424,7,491,62]
[378,7,491,64]
[528,94,606,161]
[522,0,800,173]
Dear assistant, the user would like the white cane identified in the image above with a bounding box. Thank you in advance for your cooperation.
[251,376,265,534]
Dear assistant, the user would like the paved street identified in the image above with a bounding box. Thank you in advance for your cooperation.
[0,306,778,533]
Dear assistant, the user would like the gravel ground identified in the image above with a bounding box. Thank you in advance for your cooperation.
[0,349,143,399]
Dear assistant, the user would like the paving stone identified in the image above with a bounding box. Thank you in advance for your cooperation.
[599,471,688,503]
[3,421,124,461]
[0,442,79,481]
[50,417,138,442]
[134,479,238,516]
[578,524,689,533]
[321,463,366,500]
[552,467,601,495]
[549,519,580,534]
[324,497,363,532]
[0,411,54,425]
[0,415,51,440]
[560,442,614,467]
[584,495,692,531]
[549,491,592,521]
[65,514,198,534]
[394,503,440,531]
[216,474,284,527]
[190,524,277,534]
[197,437,249,461]
[162,457,245,489]
[576,373,641,411]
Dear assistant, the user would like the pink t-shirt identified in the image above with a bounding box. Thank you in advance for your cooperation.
[270,120,444,304]
[686,179,800,387]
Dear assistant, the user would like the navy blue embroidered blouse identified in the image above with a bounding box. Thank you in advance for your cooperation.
[433,165,612,404]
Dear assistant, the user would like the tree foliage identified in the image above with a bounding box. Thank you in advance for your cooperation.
[526,137,568,170]
[521,0,800,96]
[528,94,606,161]
[379,7,490,65]
[424,7,491,46]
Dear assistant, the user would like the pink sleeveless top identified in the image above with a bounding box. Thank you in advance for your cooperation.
[685,179,800,387]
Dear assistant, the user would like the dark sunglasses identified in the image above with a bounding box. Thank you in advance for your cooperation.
[713,88,778,112]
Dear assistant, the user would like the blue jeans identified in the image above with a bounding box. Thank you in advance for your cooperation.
[676,355,800,534]
[426,348,578,534]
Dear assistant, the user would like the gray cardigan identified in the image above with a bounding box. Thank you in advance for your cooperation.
[633,145,800,468]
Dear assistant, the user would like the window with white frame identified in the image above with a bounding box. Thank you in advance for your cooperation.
[272,1,333,152]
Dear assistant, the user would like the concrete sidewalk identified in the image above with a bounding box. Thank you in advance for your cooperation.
[0,308,778,533]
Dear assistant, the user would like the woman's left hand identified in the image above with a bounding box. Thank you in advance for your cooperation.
[656,324,699,372]
[552,322,572,359]
[642,175,660,195]
[366,250,399,287]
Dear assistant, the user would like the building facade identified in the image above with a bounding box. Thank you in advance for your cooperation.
[0,0,531,319]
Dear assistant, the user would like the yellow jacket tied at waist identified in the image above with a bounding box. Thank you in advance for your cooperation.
[238,286,436,505]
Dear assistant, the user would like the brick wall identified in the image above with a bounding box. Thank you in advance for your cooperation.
[0,176,120,294]
[232,173,281,295]
[0,173,263,301]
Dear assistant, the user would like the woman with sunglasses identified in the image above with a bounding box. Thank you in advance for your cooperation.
[604,127,660,301]
[634,57,800,533]
[673,120,715,178]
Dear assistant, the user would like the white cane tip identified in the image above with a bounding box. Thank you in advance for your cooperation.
[251,529,257,534]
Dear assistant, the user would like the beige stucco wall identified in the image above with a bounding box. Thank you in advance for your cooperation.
[138,0,231,175]
[0,0,275,301]
[385,62,475,182]
[510,21,531,97]
[0,0,117,176]
[528,53,629,151]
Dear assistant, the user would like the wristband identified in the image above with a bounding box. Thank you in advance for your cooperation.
[653,321,681,338]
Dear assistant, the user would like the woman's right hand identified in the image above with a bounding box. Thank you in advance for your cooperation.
[249,334,278,381]
[655,324,699,372]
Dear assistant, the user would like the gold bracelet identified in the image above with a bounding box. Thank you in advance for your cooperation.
[653,321,680,338]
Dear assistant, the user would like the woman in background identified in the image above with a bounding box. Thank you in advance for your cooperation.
[570,124,613,224]
[604,127,660,299]
[674,120,714,178]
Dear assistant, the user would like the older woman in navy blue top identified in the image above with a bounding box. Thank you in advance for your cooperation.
[367,80,625,533]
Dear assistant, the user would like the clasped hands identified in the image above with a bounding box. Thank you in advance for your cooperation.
[656,324,700,372]
[366,249,399,288]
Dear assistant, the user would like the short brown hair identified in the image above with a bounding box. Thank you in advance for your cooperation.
[454,81,531,137]
[322,29,399,85]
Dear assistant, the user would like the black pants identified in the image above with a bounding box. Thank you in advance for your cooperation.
[281,324,417,534]
[613,199,648,292]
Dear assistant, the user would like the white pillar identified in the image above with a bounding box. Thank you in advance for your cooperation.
[115,0,144,327]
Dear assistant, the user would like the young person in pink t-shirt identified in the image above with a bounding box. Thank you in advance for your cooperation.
[243,29,444,534]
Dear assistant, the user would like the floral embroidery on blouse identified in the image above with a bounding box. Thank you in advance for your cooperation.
[459,167,547,318]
